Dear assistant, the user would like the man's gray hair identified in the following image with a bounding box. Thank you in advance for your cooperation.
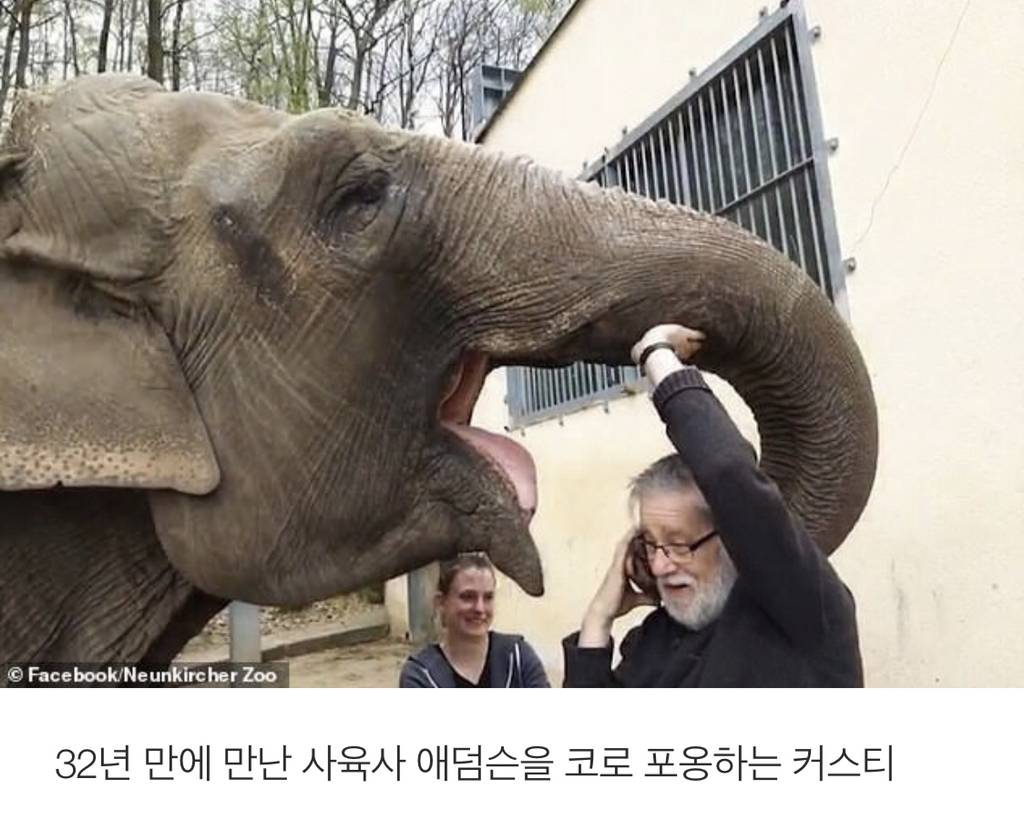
[628,454,710,521]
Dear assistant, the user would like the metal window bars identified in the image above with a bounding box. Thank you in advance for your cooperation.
[506,0,843,429]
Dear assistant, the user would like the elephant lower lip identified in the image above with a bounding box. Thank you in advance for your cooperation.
[442,421,537,513]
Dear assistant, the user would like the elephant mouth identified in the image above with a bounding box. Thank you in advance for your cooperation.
[438,350,538,519]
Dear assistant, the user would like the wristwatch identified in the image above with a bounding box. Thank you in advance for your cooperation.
[637,342,677,373]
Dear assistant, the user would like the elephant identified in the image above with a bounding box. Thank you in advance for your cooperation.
[0,74,877,667]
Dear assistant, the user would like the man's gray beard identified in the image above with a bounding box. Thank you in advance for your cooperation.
[661,551,738,630]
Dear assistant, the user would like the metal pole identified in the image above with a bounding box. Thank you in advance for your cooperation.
[228,601,261,662]
[407,566,438,643]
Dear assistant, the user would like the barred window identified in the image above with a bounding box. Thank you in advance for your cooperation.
[506,1,844,428]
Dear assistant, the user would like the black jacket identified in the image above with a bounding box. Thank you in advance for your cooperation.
[563,368,863,687]
[400,631,550,688]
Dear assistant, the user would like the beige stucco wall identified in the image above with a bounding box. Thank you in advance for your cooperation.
[389,0,1024,685]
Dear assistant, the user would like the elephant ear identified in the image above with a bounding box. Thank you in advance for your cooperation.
[0,81,219,495]
[0,269,220,494]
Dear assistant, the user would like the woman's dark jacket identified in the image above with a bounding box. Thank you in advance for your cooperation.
[562,368,864,687]
[400,631,550,688]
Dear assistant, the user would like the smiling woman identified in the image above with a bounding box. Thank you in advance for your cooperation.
[398,553,550,688]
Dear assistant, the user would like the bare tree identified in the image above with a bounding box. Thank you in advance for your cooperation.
[363,17,395,119]
[125,0,140,71]
[428,0,565,139]
[184,1,206,90]
[62,0,80,77]
[316,0,342,107]
[393,0,440,128]
[268,0,316,112]
[146,0,162,83]
[215,0,281,105]
[431,0,488,138]
[37,0,53,85]
[97,0,114,71]
[0,2,18,128]
[0,0,567,135]
[170,0,187,89]
[14,0,37,89]
[338,0,397,111]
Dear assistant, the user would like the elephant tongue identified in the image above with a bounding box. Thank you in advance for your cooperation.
[439,350,537,515]
[442,422,538,515]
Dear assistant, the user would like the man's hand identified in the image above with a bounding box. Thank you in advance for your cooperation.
[579,531,657,648]
[630,324,705,364]
[630,324,704,388]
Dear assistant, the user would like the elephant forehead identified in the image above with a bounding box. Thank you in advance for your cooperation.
[187,138,288,213]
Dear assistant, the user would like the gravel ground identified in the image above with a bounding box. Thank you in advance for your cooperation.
[187,590,383,650]
[286,638,412,688]
[180,586,413,687]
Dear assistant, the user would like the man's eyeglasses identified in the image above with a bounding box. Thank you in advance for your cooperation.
[633,530,718,564]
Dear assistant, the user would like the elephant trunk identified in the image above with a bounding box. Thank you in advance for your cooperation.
[437,144,878,554]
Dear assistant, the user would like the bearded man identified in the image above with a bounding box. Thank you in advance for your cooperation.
[562,325,864,687]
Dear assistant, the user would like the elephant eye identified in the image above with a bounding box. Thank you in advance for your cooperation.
[322,168,390,235]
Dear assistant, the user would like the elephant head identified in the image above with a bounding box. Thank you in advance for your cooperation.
[0,75,877,608]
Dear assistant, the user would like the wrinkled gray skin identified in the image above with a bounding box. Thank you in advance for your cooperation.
[0,75,877,665]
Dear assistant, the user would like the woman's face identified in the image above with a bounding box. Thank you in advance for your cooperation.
[438,567,495,639]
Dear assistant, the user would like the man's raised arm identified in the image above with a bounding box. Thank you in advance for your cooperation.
[638,329,856,651]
